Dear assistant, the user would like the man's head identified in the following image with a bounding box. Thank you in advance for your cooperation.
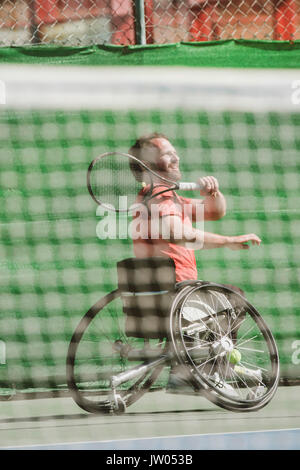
[129,133,181,183]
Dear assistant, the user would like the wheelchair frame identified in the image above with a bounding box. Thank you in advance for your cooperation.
[66,279,280,415]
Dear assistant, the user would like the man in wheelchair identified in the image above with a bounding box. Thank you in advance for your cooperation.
[66,134,279,415]
[125,133,262,395]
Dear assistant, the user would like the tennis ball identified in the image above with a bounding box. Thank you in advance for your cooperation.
[228,349,241,365]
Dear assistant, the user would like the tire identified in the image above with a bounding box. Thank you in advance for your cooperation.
[170,283,280,412]
[66,290,166,414]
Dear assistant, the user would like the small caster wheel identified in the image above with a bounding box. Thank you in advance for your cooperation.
[109,393,126,415]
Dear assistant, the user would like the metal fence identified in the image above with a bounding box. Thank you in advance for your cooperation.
[0,0,300,46]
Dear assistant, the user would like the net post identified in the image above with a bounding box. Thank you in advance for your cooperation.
[133,0,146,45]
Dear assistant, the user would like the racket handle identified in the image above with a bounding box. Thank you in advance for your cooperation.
[178,182,203,191]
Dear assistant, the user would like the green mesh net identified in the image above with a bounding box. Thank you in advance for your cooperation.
[0,67,299,395]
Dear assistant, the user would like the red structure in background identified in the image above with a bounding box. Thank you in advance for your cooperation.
[0,0,299,44]
[144,0,154,43]
[188,0,297,42]
[274,0,297,40]
[35,0,59,24]
[189,2,220,41]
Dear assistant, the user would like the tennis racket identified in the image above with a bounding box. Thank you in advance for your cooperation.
[87,151,203,213]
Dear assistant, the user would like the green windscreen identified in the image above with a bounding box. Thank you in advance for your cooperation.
[0,65,299,394]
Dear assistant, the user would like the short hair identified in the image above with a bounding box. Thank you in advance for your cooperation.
[128,133,168,182]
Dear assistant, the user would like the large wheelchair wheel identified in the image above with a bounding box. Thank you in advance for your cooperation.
[66,290,168,414]
[170,283,280,412]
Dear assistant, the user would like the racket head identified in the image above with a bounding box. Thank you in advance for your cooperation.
[87,151,179,213]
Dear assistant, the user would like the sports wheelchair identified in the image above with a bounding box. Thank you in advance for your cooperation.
[66,257,280,414]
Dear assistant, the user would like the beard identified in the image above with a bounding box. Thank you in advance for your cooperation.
[147,162,181,183]
[156,167,181,183]
[167,167,181,182]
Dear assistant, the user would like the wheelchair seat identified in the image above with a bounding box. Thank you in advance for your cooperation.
[117,257,176,339]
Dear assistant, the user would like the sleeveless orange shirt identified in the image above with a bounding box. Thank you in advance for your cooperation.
[132,185,198,282]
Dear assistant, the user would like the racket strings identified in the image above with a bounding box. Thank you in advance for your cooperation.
[89,153,145,211]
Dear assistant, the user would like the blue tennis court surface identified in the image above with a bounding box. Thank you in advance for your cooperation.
[5,428,300,450]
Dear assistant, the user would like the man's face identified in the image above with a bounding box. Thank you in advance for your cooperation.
[143,137,181,182]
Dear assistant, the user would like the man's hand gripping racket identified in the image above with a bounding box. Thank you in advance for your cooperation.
[87,151,216,213]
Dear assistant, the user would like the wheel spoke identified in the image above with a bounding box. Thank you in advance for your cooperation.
[238,346,265,354]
